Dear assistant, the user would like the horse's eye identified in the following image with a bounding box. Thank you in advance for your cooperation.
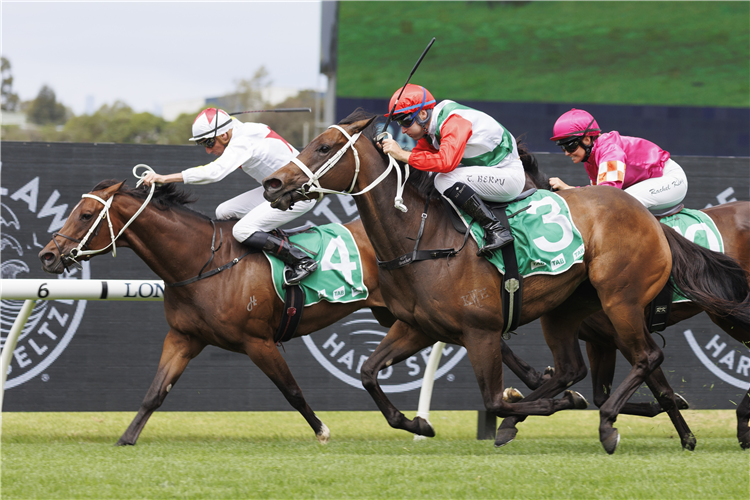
[318,145,331,154]
[80,213,93,221]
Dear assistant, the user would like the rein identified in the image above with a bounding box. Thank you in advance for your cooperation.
[290,125,467,269]
[54,164,157,270]
[290,126,409,212]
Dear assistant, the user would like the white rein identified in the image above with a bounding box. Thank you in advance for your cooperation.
[68,164,156,262]
[290,125,410,213]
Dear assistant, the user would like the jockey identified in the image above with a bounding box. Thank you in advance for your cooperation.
[380,84,525,255]
[549,108,688,213]
[141,107,318,285]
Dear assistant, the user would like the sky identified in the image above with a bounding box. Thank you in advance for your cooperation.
[1,1,324,116]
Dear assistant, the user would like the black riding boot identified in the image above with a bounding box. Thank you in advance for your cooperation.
[242,232,318,286]
[444,182,514,256]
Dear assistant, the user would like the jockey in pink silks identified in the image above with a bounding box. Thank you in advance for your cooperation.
[549,108,688,214]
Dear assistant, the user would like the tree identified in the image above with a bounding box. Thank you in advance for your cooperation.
[26,85,68,125]
[61,101,168,144]
[1,56,20,111]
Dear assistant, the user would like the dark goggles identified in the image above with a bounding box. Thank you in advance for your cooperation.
[556,137,581,153]
[196,137,216,149]
[395,112,417,128]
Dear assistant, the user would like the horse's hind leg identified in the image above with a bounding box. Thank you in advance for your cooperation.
[245,337,329,443]
[361,321,436,436]
[117,329,206,446]
[597,308,665,454]
[737,390,750,449]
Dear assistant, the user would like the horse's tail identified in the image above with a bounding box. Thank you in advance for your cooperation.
[516,140,551,190]
[663,224,750,329]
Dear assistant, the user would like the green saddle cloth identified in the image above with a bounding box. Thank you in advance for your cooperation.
[660,208,724,302]
[264,224,369,306]
[460,190,586,277]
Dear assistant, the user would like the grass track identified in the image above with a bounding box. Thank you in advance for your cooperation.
[2,410,748,499]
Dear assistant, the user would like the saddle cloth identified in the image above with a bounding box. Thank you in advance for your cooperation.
[458,190,586,277]
[264,223,369,306]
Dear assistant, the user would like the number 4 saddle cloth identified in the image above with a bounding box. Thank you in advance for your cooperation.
[264,224,369,306]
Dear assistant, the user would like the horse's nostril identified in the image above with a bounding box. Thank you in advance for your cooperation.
[267,178,281,190]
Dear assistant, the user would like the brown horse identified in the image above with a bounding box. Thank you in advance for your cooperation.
[37,179,548,445]
[262,110,750,453]
[506,153,750,449]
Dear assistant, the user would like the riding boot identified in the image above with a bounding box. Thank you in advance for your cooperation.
[444,182,514,256]
[242,232,318,286]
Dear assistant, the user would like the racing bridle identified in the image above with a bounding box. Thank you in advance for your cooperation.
[51,164,156,271]
[288,125,410,213]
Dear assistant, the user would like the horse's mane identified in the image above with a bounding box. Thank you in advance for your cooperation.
[517,140,551,190]
[339,108,440,200]
[91,180,210,220]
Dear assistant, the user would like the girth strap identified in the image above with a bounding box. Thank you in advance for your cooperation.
[491,205,523,336]
[648,278,673,333]
[274,284,305,344]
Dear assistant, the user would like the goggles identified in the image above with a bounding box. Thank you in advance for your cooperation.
[556,137,581,153]
[196,137,216,149]
[395,112,418,128]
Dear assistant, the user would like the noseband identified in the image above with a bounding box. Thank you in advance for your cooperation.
[53,164,156,270]
[289,125,409,212]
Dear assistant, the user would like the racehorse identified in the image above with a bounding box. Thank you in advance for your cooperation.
[505,151,750,449]
[262,110,750,453]
[37,179,548,446]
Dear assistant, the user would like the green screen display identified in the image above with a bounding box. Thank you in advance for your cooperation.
[337,1,749,108]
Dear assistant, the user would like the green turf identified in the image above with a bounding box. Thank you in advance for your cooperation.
[2,410,747,499]
[337,2,749,108]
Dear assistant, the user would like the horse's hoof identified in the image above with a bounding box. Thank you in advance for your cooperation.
[503,387,524,403]
[543,366,555,379]
[601,427,620,455]
[681,432,696,451]
[414,416,436,438]
[115,439,134,446]
[675,393,690,410]
[494,427,518,447]
[738,428,750,450]
[316,423,330,444]
[565,390,589,409]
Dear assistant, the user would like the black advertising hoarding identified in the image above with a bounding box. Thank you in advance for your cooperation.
[1,141,748,412]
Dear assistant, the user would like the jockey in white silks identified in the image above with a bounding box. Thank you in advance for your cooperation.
[141,108,318,285]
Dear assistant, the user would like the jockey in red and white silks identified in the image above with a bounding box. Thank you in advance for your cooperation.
[141,108,318,285]
[549,108,688,213]
[380,84,524,255]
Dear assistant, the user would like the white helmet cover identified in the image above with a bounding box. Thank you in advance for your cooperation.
[189,108,234,141]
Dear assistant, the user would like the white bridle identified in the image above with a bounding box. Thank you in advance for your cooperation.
[288,125,409,212]
[66,164,156,263]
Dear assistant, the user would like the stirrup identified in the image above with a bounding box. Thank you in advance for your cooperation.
[283,259,318,287]
[477,228,514,256]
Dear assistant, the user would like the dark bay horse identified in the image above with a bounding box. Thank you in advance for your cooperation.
[522,154,750,449]
[262,111,750,453]
[37,179,547,446]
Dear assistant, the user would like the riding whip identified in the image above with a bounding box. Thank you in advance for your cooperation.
[230,108,312,115]
[379,37,436,139]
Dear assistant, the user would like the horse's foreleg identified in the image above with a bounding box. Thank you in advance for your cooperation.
[245,337,329,443]
[360,321,435,436]
[117,329,205,446]
[500,339,548,390]
[493,313,589,447]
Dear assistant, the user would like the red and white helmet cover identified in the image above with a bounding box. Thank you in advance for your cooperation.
[189,108,234,141]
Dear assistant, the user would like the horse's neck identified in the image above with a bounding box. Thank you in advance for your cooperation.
[115,200,217,283]
[354,156,441,262]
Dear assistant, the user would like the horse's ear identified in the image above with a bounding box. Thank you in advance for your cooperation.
[351,116,377,134]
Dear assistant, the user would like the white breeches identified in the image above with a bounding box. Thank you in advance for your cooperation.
[215,186,316,242]
[624,159,688,212]
[433,156,526,202]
